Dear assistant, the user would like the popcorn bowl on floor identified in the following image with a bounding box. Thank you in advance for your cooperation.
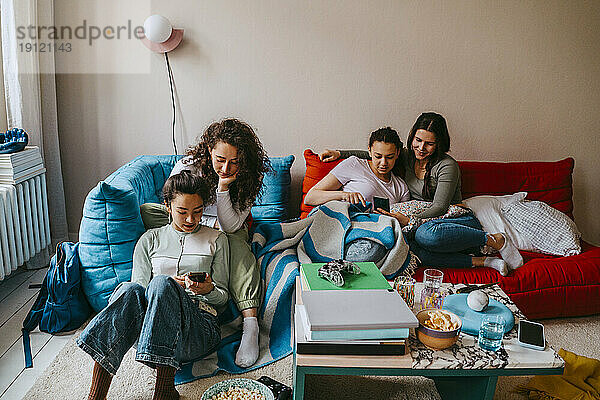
[201,378,275,400]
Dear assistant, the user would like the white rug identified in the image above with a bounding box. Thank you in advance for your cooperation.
[26,314,600,399]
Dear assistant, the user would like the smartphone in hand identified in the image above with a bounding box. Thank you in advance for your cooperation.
[187,272,207,283]
[373,196,390,212]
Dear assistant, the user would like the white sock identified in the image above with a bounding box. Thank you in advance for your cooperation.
[235,317,259,368]
[497,233,524,270]
[484,257,508,276]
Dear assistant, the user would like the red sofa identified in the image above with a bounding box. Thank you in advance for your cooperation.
[300,149,600,319]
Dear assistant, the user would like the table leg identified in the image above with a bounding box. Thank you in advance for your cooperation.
[293,365,306,400]
[433,375,498,400]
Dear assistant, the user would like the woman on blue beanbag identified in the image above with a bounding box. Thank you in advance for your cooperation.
[77,171,227,400]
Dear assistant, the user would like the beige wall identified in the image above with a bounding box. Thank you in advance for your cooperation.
[54,1,600,244]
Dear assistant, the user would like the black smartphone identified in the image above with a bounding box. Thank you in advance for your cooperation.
[257,376,292,400]
[187,272,207,283]
[373,196,390,212]
[518,320,545,351]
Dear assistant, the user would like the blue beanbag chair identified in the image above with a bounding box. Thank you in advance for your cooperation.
[79,154,294,312]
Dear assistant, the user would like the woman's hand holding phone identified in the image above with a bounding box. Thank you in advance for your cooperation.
[172,275,187,288]
[184,273,215,295]
[375,209,409,227]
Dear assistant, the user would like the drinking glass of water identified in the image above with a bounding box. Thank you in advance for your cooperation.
[478,315,505,351]
[420,268,444,310]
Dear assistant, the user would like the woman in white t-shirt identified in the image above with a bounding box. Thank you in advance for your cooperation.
[304,127,411,210]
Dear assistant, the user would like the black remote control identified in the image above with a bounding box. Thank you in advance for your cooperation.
[257,375,292,400]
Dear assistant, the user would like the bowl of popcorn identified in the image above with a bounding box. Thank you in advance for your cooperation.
[201,378,274,400]
[416,308,462,350]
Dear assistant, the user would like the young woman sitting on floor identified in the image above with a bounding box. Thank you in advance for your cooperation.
[77,171,228,400]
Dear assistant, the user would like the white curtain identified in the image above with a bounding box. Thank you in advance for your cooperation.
[1,0,69,249]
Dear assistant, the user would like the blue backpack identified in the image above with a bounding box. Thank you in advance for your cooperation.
[22,242,92,368]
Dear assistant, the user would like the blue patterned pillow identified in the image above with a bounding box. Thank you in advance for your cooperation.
[251,155,295,225]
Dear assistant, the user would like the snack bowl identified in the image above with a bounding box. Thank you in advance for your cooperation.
[201,378,274,400]
[416,308,462,350]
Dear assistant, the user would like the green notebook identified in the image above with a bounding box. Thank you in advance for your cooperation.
[300,262,392,291]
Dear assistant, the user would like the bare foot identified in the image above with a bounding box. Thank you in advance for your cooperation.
[486,233,505,251]
[472,256,486,267]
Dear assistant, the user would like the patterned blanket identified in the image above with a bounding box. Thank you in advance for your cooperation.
[175,200,409,384]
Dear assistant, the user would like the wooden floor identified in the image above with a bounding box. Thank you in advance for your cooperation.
[0,267,75,400]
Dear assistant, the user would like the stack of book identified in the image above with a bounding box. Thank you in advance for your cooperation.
[295,262,418,356]
[0,146,45,184]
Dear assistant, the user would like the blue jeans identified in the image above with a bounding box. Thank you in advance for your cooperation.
[407,214,487,268]
[76,275,220,375]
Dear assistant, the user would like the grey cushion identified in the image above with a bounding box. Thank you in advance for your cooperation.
[344,238,387,263]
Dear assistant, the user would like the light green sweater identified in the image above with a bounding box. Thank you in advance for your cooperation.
[131,224,230,311]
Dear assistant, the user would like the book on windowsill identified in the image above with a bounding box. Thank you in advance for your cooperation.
[0,165,46,184]
[0,146,40,163]
[294,306,406,355]
[0,146,42,168]
[299,262,392,291]
[0,146,44,184]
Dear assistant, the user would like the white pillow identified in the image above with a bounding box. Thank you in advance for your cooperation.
[501,200,581,256]
[462,192,536,252]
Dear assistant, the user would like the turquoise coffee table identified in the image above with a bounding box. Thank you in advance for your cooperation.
[293,282,564,400]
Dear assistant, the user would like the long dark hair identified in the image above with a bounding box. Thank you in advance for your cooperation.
[368,127,405,178]
[162,170,213,206]
[406,113,450,200]
[184,118,272,210]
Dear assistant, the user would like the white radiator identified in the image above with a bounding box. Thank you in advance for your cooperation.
[0,173,51,280]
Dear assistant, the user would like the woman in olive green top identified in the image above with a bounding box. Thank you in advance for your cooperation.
[77,171,226,400]
[320,113,523,275]
[141,118,271,368]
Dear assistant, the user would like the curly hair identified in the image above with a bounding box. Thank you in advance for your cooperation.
[184,118,272,211]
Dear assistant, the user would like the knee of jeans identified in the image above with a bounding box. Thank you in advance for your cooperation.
[414,225,443,248]
[110,281,145,303]
[146,275,178,299]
